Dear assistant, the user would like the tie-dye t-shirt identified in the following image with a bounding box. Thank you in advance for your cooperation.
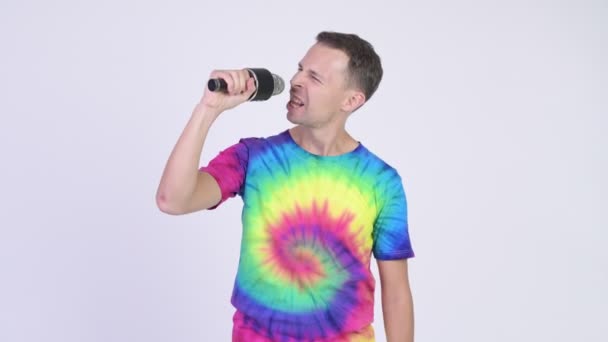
[200,130,414,341]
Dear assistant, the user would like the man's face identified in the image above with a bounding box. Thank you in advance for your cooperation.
[286,43,353,128]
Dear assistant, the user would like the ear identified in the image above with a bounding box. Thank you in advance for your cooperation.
[341,90,366,113]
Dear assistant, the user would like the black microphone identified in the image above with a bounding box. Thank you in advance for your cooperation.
[207,68,285,101]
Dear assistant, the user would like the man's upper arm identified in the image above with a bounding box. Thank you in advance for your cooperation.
[372,173,415,260]
[184,171,223,214]
[159,140,248,215]
[377,259,412,300]
[196,141,249,211]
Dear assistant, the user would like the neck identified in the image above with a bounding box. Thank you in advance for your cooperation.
[289,125,358,156]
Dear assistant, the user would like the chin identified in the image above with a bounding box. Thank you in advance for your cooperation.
[286,111,303,125]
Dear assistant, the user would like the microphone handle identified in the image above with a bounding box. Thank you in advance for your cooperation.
[207,78,228,92]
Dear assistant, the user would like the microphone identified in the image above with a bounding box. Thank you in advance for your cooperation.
[207,68,285,101]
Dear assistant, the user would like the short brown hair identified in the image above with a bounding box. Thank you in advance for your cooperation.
[316,31,383,101]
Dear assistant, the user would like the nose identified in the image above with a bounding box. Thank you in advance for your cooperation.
[290,70,304,88]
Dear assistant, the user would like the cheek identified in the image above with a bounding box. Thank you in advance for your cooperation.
[307,87,342,112]
[318,93,341,109]
[310,90,332,106]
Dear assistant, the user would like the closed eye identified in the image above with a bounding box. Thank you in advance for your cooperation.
[297,63,323,84]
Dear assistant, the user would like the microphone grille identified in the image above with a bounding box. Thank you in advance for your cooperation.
[272,74,285,95]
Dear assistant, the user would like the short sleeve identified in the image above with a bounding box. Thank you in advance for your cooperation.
[372,175,415,260]
[199,141,249,210]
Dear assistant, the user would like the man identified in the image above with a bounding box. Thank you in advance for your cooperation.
[156,31,415,342]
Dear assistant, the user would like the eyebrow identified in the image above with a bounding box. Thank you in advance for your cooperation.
[298,63,324,82]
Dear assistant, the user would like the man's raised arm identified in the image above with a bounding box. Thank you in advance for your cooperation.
[156,69,256,215]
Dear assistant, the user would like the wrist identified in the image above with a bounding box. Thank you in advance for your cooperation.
[193,102,222,119]
[191,103,221,129]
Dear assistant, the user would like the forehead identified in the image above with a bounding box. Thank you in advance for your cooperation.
[300,43,349,78]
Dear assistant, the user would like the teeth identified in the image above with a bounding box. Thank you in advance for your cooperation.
[289,91,304,107]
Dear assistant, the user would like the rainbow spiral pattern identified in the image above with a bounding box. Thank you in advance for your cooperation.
[202,131,414,341]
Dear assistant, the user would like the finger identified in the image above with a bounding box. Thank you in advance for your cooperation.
[233,70,246,95]
[238,69,252,95]
[242,77,257,99]
[225,72,236,95]
[225,70,243,96]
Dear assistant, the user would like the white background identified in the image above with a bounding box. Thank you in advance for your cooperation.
[1,0,606,341]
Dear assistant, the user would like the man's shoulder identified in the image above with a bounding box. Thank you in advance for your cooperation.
[237,130,289,147]
[358,143,402,180]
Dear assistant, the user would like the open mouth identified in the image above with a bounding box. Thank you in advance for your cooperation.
[289,94,305,107]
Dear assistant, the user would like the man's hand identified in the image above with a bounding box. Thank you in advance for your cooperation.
[199,69,257,115]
